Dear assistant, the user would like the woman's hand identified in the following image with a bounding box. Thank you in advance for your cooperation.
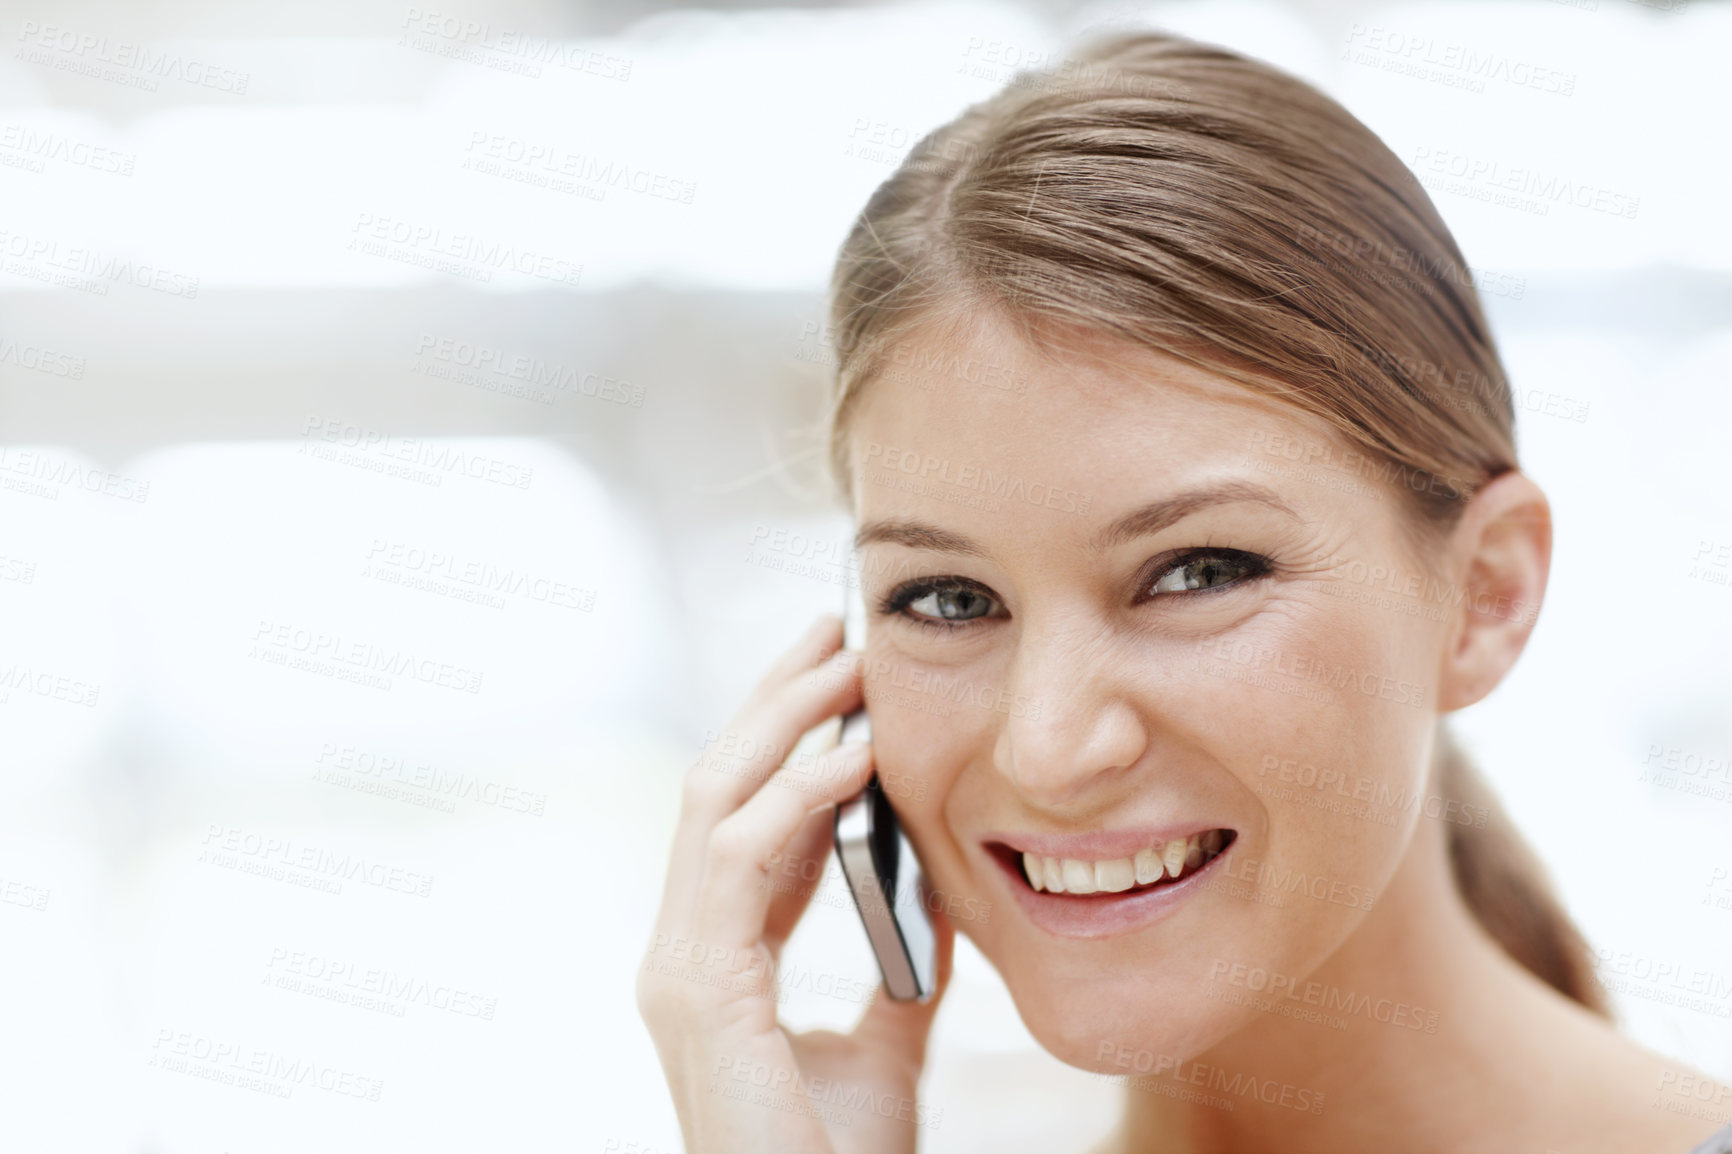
[636,614,954,1154]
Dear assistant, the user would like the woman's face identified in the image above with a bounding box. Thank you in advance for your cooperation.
[847,312,1455,1069]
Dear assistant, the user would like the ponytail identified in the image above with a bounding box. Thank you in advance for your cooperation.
[1434,724,1609,1015]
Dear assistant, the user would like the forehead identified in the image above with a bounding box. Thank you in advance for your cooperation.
[846,311,1343,524]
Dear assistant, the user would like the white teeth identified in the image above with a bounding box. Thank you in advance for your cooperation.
[1019,833,1230,894]
[1062,859,1097,894]
[1095,858,1135,893]
[1162,839,1187,878]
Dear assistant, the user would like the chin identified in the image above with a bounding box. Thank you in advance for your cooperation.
[1003,968,1253,1075]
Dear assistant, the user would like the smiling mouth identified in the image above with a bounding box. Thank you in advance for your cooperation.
[988,830,1238,898]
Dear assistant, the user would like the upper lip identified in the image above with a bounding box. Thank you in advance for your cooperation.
[982,824,1233,861]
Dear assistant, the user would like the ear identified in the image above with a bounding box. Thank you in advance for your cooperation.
[1435,470,1551,712]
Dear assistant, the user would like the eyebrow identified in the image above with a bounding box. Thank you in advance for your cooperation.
[854,520,987,557]
[853,481,1299,557]
[1091,482,1300,551]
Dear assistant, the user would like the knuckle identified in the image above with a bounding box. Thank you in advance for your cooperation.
[636,976,691,1037]
[797,657,853,696]
[773,670,850,722]
[680,761,725,810]
[634,968,663,1021]
[753,634,833,697]
[705,817,763,874]
[635,974,673,1034]
[747,663,792,703]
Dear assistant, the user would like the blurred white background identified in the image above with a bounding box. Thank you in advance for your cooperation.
[0,0,1728,1150]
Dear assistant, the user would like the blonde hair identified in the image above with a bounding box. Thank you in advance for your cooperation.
[824,30,1606,1013]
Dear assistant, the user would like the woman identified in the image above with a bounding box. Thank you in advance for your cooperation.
[637,31,1732,1153]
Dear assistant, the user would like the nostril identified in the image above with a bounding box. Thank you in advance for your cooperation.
[991,699,1150,807]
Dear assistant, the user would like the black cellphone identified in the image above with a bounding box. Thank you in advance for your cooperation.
[832,576,937,1002]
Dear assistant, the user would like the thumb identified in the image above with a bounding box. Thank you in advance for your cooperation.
[850,905,956,1070]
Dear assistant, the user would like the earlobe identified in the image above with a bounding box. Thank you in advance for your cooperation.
[1435,471,1552,713]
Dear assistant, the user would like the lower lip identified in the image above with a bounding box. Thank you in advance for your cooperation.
[991,845,1236,939]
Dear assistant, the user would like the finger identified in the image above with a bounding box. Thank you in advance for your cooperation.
[692,739,875,952]
[654,646,864,941]
[760,797,837,954]
[684,646,864,817]
[851,905,957,1071]
[739,613,843,715]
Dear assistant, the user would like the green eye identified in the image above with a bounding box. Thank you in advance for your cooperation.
[907,587,998,621]
[1149,551,1264,594]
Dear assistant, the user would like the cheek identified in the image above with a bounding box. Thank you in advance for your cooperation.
[861,642,1002,809]
[1147,593,1436,968]
[869,726,989,826]
[1245,743,1414,917]
[1227,600,1437,927]
[862,668,1000,916]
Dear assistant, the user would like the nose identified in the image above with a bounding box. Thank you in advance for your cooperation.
[991,613,1149,808]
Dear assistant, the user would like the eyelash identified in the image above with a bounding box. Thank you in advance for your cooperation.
[879,576,999,635]
[877,548,1275,632]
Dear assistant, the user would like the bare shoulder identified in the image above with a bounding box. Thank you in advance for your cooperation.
[1561,1024,1732,1154]
[1478,979,1730,1154]
[1631,1050,1732,1154]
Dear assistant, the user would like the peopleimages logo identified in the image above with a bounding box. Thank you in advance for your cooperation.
[15,21,251,94]
[199,824,435,898]
[362,539,596,612]
[0,227,199,298]
[300,416,534,490]
[398,8,633,81]
[709,1055,943,1130]
[842,656,1041,721]
[1207,959,1440,1034]
[860,441,1091,514]
[1094,1041,1325,1115]
[0,335,85,377]
[347,212,583,286]
[1216,851,1378,912]
[0,447,149,502]
[1193,636,1427,711]
[462,132,694,204]
[264,947,499,1019]
[250,619,485,695]
[0,124,136,176]
[1409,146,1640,220]
[1258,754,1489,830]
[0,663,102,707]
[149,1029,383,1101]
[1342,24,1577,97]
[413,335,644,407]
[313,741,548,816]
